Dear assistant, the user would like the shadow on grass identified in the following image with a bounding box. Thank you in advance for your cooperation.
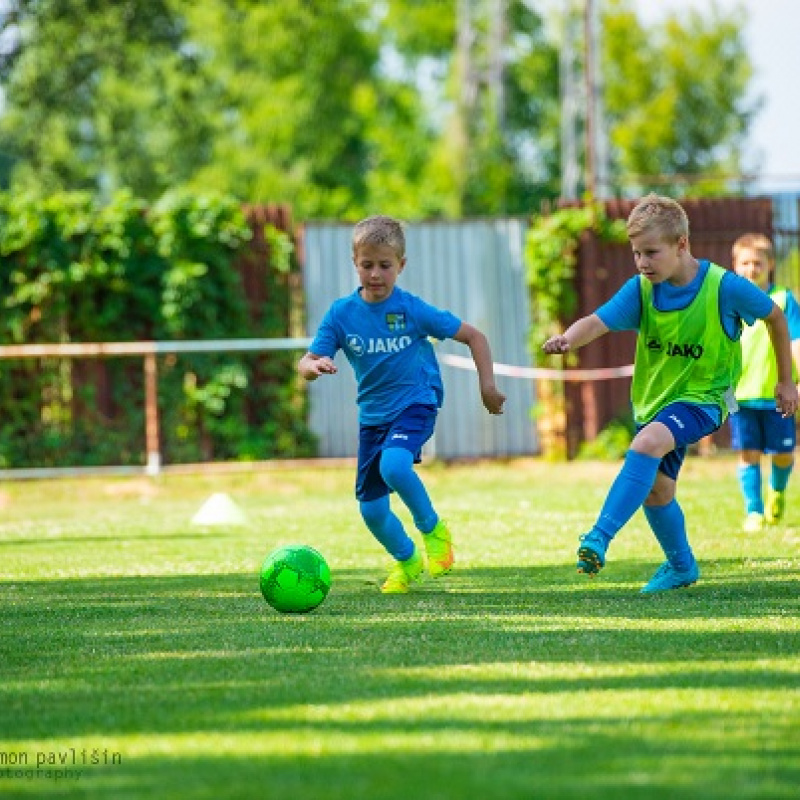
[1,562,798,799]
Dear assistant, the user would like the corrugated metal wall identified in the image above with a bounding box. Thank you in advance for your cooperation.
[302,219,538,459]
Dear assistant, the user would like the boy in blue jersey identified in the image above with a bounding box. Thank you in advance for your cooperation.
[729,233,800,531]
[298,215,506,594]
[543,194,799,593]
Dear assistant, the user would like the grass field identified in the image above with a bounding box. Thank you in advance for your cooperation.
[1,455,799,799]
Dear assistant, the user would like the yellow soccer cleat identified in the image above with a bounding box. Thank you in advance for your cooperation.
[423,519,455,577]
[765,489,786,525]
[380,549,424,594]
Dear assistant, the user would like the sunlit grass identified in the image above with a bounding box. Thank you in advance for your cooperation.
[1,456,799,798]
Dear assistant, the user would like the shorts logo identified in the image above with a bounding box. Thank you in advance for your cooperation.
[669,414,685,429]
[346,334,366,356]
[391,433,409,440]
[386,312,407,332]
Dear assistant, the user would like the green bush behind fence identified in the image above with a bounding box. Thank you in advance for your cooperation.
[0,189,313,468]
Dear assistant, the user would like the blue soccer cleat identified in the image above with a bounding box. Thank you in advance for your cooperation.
[576,533,607,577]
[640,560,700,594]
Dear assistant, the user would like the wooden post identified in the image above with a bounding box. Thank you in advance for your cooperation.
[143,352,161,475]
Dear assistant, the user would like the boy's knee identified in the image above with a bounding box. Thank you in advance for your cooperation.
[359,496,390,526]
[379,447,414,487]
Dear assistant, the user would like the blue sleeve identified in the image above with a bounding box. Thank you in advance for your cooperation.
[719,272,774,338]
[595,276,642,331]
[784,291,800,341]
[309,306,340,357]
[412,296,461,340]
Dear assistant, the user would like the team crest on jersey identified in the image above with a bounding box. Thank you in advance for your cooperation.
[385,312,406,332]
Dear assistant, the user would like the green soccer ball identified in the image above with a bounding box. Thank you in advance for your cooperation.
[259,544,331,614]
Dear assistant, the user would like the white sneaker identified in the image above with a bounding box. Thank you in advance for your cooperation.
[743,511,765,533]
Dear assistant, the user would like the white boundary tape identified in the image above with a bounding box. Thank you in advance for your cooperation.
[439,353,634,382]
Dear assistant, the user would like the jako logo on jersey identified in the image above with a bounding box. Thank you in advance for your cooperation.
[346,334,366,356]
[346,334,412,357]
[646,338,704,360]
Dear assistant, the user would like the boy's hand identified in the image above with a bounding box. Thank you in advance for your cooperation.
[542,335,570,355]
[481,384,506,415]
[775,380,799,417]
[309,356,337,377]
[298,353,337,381]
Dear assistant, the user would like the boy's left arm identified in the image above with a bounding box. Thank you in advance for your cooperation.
[452,323,506,415]
[764,304,800,417]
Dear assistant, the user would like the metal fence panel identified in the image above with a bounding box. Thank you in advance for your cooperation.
[303,219,538,459]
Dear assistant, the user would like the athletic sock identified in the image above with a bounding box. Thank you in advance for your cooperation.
[359,495,416,561]
[644,499,694,571]
[591,449,661,546]
[379,447,438,533]
[771,462,793,493]
[738,464,763,513]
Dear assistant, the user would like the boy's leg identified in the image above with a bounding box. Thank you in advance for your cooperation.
[766,411,796,524]
[771,455,794,493]
[638,469,700,594]
[580,403,716,580]
[644,495,694,571]
[377,404,455,577]
[641,491,699,592]
[634,404,717,592]
[633,461,700,594]
[731,408,766,529]
[359,494,416,561]
[738,459,764,514]
[357,422,423,594]
[380,446,454,576]
[577,448,661,574]
[767,455,793,523]
[379,447,437,532]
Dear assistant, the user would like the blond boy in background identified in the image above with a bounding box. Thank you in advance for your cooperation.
[730,233,800,531]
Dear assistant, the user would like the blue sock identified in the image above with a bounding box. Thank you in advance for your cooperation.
[592,450,661,546]
[738,464,763,513]
[379,447,439,533]
[359,495,416,561]
[771,462,793,493]
[644,500,694,571]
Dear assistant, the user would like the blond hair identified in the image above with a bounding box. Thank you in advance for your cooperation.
[732,232,774,264]
[352,215,406,258]
[626,193,689,243]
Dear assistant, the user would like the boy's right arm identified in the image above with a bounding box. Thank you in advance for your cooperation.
[297,352,337,381]
[542,313,609,355]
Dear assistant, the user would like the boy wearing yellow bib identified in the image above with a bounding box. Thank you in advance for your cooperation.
[729,233,800,532]
[543,195,799,593]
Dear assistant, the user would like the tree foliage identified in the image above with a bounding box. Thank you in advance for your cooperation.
[603,0,758,195]
[0,0,759,216]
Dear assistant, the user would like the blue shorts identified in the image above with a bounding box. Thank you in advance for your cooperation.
[356,404,437,501]
[642,402,720,481]
[729,406,796,453]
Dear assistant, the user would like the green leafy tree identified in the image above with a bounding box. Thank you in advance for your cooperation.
[379,0,560,216]
[0,0,219,198]
[181,0,437,219]
[602,0,758,195]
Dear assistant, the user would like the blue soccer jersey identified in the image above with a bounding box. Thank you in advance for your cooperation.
[310,286,462,425]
